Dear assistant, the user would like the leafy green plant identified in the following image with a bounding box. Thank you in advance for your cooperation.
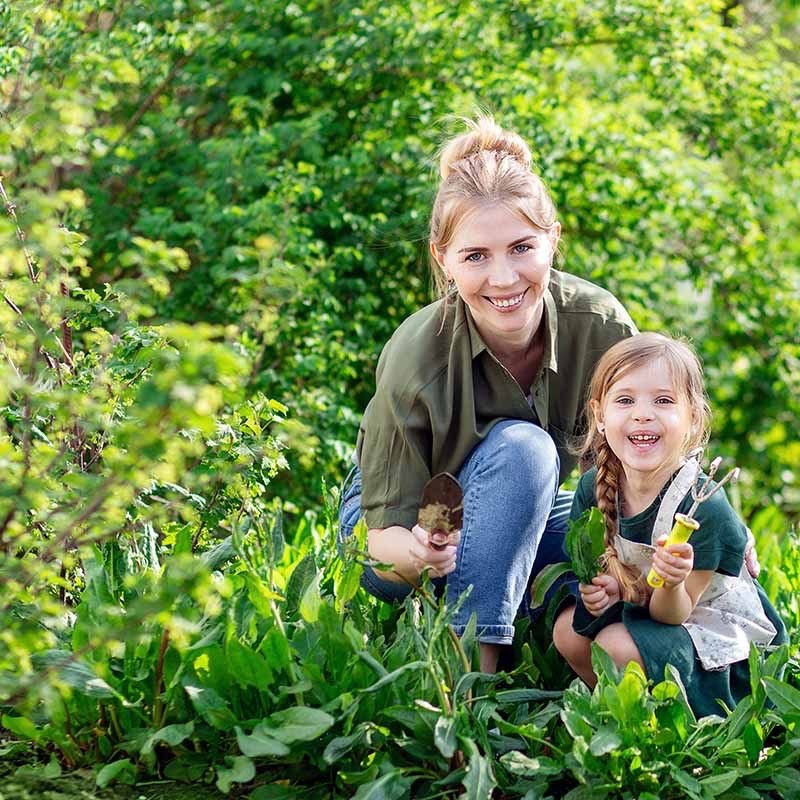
[530,507,606,609]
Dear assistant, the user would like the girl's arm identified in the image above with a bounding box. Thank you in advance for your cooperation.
[649,569,713,624]
[648,537,713,624]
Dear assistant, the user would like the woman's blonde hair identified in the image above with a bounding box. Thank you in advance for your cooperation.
[429,116,559,297]
[579,333,711,603]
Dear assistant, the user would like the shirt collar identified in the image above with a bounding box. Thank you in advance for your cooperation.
[462,289,559,374]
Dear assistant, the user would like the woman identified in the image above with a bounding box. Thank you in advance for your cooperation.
[339,116,637,672]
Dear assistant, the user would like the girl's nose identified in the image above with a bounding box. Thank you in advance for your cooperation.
[633,404,654,421]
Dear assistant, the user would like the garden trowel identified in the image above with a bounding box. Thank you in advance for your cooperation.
[417,472,463,551]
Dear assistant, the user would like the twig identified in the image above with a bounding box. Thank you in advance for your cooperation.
[114,51,193,146]
[0,176,38,282]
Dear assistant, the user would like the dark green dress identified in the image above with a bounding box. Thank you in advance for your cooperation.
[569,467,787,718]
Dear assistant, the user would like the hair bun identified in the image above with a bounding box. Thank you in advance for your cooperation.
[439,115,532,179]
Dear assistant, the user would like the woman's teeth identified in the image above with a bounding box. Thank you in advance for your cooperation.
[488,293,524,309]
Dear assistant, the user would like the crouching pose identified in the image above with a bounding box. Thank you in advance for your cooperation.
[553,333,786,717]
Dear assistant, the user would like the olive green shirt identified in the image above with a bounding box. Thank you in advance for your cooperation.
[356,269,637,530]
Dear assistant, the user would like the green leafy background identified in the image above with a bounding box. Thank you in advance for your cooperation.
[1,1,798,798]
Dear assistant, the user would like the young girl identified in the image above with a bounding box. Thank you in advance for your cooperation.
[553,333,786,717]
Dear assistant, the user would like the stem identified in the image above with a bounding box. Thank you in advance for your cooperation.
[152,628,170,727]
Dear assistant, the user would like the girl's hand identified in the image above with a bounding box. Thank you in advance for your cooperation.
[409,524,460,578]
[578,574,621,617]
[652,536,694,589]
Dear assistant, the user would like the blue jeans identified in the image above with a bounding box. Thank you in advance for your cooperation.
[338,419,572,645]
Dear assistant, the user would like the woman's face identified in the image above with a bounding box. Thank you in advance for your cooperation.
[433,204,559,352]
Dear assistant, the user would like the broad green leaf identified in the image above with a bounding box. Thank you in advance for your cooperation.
[96,759,136,788]
[261,626,292,672]
[434,715,457,759]
[235,724,290,758]
[285,554,317,616]
[141,722,194,757]
[216,755,255,794]
[227,639,271,688]
[323,725,369,765]
[352,771,411,800]
[529,561,573,608]
[460,738,496,799]
[590,643,620,685]
[42,756,62,779]
[32,650,115,698]
[1,715,39,741]
[298,571,322,623]
[699,770,741,796]
[494,688,563,704]
[249,785,296,799]
[671,767,702,799]
[764,677,800,717]
[184,684,237,730]
[589,726,622,756]
[564,508,606,584]
[743,718,763,764]
[498,751,563,777]
[335,560,362,609]
[262,707,334,744]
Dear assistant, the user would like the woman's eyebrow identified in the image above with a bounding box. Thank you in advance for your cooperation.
[457,235,537,254]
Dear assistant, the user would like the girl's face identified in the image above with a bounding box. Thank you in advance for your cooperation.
[593,358,694,486]
[432,204,559,352]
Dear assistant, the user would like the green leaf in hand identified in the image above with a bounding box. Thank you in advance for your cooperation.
[565,507,606,585]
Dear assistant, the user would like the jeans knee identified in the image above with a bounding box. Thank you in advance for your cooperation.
[484,420,559,488]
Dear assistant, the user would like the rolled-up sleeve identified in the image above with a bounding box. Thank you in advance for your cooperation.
[357,387,432,530]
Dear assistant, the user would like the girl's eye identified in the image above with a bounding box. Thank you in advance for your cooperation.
[512,243,532,254]
[656,397,676,404]
[615,397,633,405]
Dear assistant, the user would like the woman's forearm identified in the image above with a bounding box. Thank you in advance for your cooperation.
[368,526,419,585]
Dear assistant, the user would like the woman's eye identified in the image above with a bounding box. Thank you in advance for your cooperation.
[464,252,484,263]
[512,243,532,254]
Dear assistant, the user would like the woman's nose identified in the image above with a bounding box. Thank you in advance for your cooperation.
[487,258,518,287]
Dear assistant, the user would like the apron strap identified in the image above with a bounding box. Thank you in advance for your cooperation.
[652,453,701,544]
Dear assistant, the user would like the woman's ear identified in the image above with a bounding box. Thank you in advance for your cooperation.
[547,222,561,251]
[430,241,446,269]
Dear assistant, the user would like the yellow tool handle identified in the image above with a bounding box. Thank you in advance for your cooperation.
[647,513,700,589]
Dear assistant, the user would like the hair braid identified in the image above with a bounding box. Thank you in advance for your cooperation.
[594,438,647,604]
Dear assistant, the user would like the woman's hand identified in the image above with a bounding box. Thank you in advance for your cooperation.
[652,536,694,589]
[409,524,460,578]
[744,528,761,578]
[578,574,621,617]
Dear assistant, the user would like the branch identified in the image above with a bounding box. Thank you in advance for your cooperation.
[114,51,194,146]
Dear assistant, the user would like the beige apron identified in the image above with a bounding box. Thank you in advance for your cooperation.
[614,457,777,671]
